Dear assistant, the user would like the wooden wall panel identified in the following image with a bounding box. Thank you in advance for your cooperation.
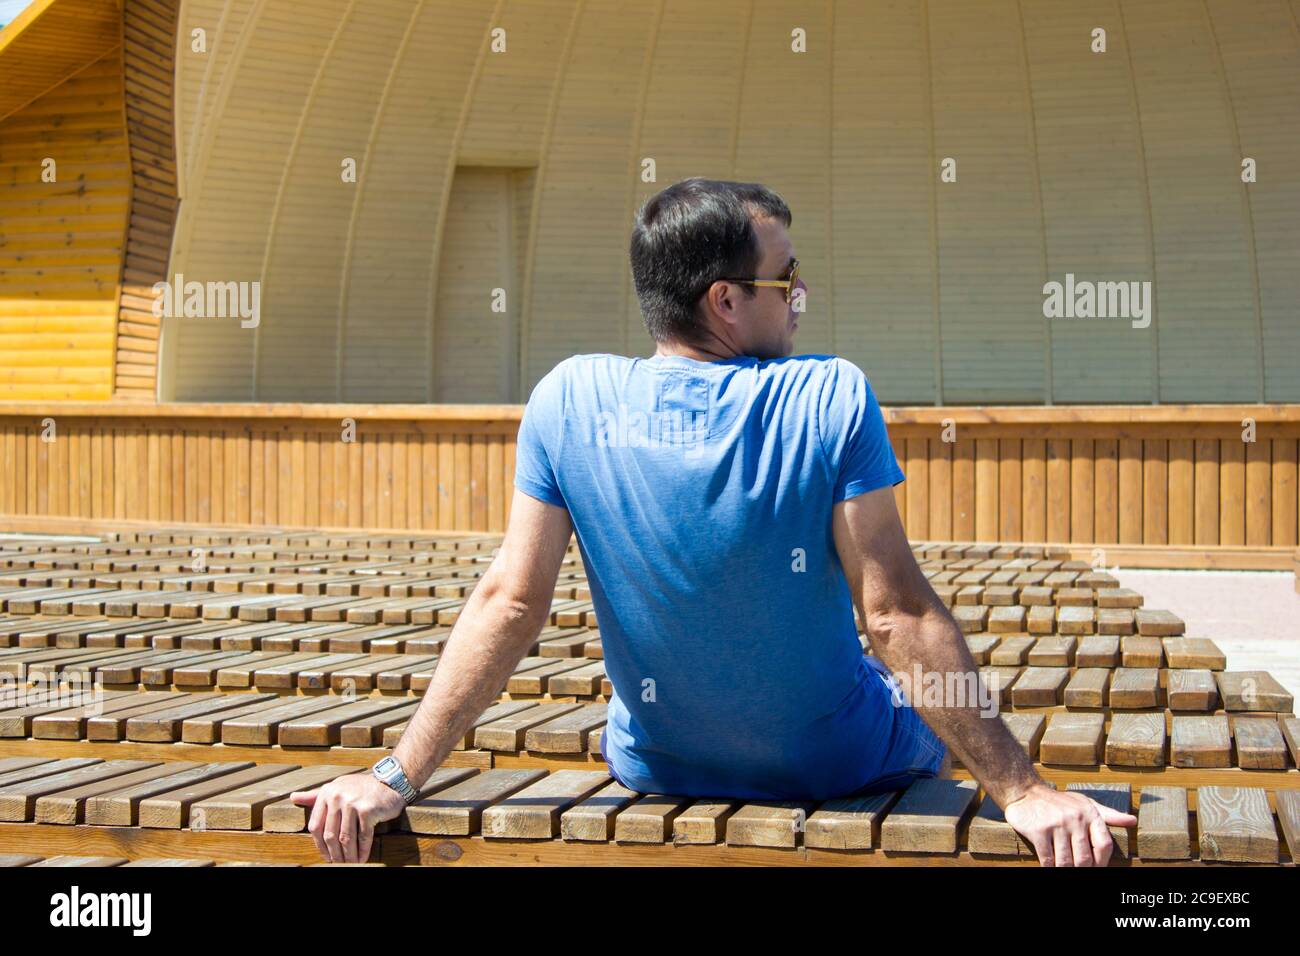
[905,438,929,538]
[1272,439,1297,547]
[951,437,974,540]
[974,438,998,541]
[113,0,181,398]
[7,1,1299,408]
[1194,438,1219,544]
[524,0,657,385]
[0,49,128,400]
[342,2,491,403]
[1220,438,1246,545]
[1167,438,1194,545]
[433,168,519,402]
[832,0,937,401]
[928,438,952,540]
[1093,438,1118,544]
[1245,438,1271,546]
[1045,438,1070,542]
[1020,438,1045,542]
[1125,0,1259,402]
[929,0,1045,403]
[1118,438,1143,544]
[1022,0,1155,403]
[1069,439,1092,542]
[0,409,520,532]
[0,0,121,120]
[2,406,1297,557]
[998,438,1021,541]
[1204,0,1300,402]
[1142,438,1168,545]
[890,435,906,526]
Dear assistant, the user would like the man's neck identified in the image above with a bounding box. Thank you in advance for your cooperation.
[654,339,741,363]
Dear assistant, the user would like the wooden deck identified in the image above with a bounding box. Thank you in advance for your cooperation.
[0,527,1294,866]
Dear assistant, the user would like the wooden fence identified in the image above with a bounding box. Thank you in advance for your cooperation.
[0,403,1297,566]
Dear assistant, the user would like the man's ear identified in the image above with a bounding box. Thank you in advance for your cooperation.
[702,281,739,329]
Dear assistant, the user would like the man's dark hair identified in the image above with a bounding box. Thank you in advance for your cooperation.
[629,178,792,345]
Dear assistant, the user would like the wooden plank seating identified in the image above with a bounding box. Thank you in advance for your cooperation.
[1,527,1293,867]
[0,646,612,698]
[0,633,1233,690]
[0,756,1292,866]
[1,686,1295,787]
[0,854,305,867]
[0,534,1175,640]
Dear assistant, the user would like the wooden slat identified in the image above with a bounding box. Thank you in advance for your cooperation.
[188,765,355,831]
[951,437,975,539]
[1136,785,1190,860]
[905,438,929,539]
[1142,439,1167,545]
[401,769,544,836]
[1196,786,1277,863]
[1193,438,1219,544]
[1118,439,1142,544]
[1039,713,1104,765]
[1272,439,1298,546]
[878,778,978,853]
[1167,439,1194,545]
[672,799,739,845]
[929,438,952,539]
[480,770,609,839]
[1105,713,1165,767]
[1170,716,1231,768]
[613,793,693,844]
[999,438,1021,541]
[1093,438,1118,544]
[559,780,639,842]
[1220,439,1246,546]
[1245,439,1271,546]
[974,439,998,541]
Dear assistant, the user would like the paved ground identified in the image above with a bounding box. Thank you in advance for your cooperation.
[1116,569,1300,702]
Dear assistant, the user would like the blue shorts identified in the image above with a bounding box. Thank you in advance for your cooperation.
[599,656,947,799]
[844,655,948,796]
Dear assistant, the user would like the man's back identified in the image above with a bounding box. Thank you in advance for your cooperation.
[513,351,906,800]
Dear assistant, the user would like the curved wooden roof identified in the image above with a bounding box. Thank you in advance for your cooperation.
[163,0,1300,405]
[0,0,122,122]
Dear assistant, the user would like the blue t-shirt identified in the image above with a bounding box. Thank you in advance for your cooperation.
[513,352,906,800]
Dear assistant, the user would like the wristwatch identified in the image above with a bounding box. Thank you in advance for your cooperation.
[371,755,418,804]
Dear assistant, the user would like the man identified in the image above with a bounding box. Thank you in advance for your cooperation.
[292,178,1135,865]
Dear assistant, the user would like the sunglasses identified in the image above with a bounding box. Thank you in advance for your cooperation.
[721,258,800,304]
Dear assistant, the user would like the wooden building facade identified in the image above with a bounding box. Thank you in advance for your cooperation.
[0,0,1297,563]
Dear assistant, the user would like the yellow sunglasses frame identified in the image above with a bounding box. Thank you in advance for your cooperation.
[721,258,800,304]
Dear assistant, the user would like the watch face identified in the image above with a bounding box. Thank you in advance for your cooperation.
[375,757,395,775]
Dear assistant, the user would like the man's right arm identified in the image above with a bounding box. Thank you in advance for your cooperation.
[290,490,573,863]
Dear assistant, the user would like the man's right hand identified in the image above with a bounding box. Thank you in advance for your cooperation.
[1003,783,1137,866]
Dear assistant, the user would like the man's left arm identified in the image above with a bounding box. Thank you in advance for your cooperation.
[291,490,573,863]
[832,487,1137,866]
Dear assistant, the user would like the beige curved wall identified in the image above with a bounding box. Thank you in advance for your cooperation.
[163,0,1300,404]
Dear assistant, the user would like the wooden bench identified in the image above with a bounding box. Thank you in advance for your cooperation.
[0,756,1292,866]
